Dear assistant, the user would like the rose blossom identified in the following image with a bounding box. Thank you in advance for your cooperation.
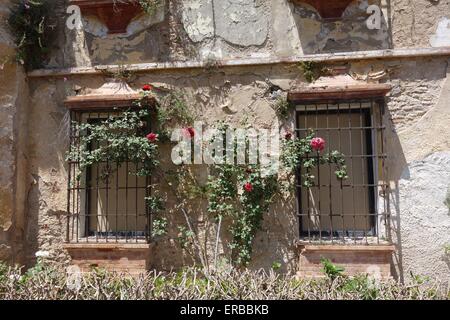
[183,127,195,139]
[142,84,153,91]
[311,137,326,152]
[244,182,253,193]
[146,132,159,142]
[285,131,293,140]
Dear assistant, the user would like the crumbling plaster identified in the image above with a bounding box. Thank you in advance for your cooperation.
[21,55,450,279]
[0,0,29,264]
[390,0,450,49]
[60,0,447,69]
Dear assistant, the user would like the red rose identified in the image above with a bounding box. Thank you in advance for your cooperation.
[244,182,253,193]
[146,132,159,142]
[311,137,326,152]
[285,131,293,140]
[183,127,195,139]
[142,84,153,91]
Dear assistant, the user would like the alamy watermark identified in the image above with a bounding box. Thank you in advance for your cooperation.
[169,122,280,176]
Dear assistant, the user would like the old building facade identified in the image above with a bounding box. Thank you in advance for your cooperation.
[0,0,450,282]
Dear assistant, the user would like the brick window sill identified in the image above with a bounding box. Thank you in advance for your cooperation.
[297,243,395,252]
[296,243,395,279]
[63,243,154,274]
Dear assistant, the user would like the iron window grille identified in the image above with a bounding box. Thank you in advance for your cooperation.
[66,106,153,244]
[295,98,390,244]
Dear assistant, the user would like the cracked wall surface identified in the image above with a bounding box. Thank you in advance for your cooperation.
[0,0,29,264]
[20,56,450,280]
[55,0,449,68]
[391,0,450,48]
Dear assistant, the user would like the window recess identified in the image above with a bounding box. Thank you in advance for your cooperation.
[64,94,155,244]
[289,85,391,245]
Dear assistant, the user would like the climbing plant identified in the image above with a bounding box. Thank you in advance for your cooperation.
[65,84,348,269]
[206,125,348,267]
[66,108,159,181]
[298,61,328,83]
[137,0,162,15]
[7,0,57,70]
[208,162,279,267]
[281,131,348,187]
[272,96,292,119]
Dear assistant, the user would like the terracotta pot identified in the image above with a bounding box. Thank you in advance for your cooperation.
[291,0,355,19]
[70,0,143,34]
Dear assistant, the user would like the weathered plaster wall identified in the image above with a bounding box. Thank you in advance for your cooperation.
[390,0,450,48]
[24,55,450,280]
[0,0,29,264]
[392,61,450,282]
[58,0,431,68]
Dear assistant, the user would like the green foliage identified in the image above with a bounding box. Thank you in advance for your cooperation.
[0,262,7,283]
[138,0,162,16]
[409,272,430,285]
[207,124,279,267]
[64,88,197,248]
[444,244,450,255]
[146,195,165,212]
[281,131,348,187]
[146,195,167,237]
[298,61,327,83]
[1,265,448,300]
[7,0,57,70]
[272,97,291,119]
[66,108,159,181]
[177,226,195,249]
[444,185,450,210]
[339,275,380,300]
[99,64,137,83]
[321,258,345,279]
[156,91,196,141]
[272,261,282,271]
[152,217,168,237]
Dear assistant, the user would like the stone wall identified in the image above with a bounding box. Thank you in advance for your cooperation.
[23,56,450,280]
[390,0,450,48]
[51,0,450,69]
[0,0,29,265]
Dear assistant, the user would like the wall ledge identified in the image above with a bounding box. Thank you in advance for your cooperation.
[297,243,395,279]
[297,243,396,253]
[64,243,154,273]
[27,47,450,79]
[63,243,153,250]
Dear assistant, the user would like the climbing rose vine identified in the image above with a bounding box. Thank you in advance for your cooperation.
[281,131,348,187]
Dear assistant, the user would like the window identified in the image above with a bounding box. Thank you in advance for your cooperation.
[66,107,152,243]
[295,99,388,244]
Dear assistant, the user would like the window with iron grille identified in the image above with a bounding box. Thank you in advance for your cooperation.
[66,107,153,244]
[295,98,389,244]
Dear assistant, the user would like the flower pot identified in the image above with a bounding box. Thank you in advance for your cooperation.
[69,0,143,34]
[290,0,355,19]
